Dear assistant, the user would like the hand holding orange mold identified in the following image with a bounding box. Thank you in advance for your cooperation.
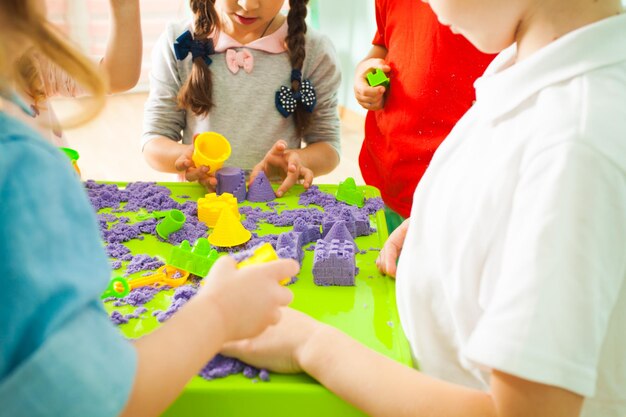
[250,140,314,197]
[354,58,390,111]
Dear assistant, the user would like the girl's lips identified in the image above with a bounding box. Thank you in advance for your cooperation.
[235,15,258,25]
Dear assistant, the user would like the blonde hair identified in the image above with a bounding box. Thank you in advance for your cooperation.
[0,0,106,127]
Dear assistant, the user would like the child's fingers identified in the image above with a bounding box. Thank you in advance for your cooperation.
[243,258,300,284]
[301,168,314,189]
[174,158,192,172]
[276,169,300,197]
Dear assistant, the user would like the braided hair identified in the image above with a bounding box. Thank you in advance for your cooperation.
[177,0,219,116]
[285,0,311,134]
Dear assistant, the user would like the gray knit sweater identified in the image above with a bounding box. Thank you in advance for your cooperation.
[142,19,342,171]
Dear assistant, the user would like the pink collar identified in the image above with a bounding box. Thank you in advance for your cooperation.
[213,21,288,53]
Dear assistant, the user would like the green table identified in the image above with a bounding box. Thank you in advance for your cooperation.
[101,182,411,417]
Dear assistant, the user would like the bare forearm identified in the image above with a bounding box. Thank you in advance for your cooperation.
[102,0,142,93]
[143,136,189,173]
[361,45,388,63]
[292,142,339,176]
[300,325,497,417]
[119,294,226,417]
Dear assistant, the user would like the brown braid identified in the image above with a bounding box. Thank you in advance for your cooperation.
[177,0,219,116]
[286,0,311,134]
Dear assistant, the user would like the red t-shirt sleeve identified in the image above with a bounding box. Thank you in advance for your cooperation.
[372,0,386,46]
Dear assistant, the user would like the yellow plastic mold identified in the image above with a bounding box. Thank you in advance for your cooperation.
[197,192,240,228]
[192,132,231,174]
[237,243,290,285]
[208,209,252,247]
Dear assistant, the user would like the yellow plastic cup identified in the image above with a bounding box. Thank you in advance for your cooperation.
[192,132,231,174]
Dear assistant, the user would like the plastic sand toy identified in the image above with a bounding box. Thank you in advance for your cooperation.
[136,209,186,239]
[128,265,190,289]
[101,276,130,299]
[237,243,290,285]
[366,68,390,88]
[197,192,240,228]
[169,238,219,277]
[208,209,252,247]
[155,209,186,239]
[335,177,365,208]
[60,147,81,177]
[192,132,232,174]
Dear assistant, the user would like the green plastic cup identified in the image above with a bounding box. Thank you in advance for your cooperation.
[156,209,186,239]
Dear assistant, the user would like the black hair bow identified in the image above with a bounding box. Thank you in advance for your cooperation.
[174,30,215,65]
[275,69,317,117]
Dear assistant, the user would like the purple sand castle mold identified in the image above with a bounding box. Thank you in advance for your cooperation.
[312,239,356,286]
[216,167,247,203]
[276,231,305,264]
[246,171,276,202]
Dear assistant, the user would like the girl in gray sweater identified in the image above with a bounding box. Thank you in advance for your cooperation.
[143,0,342,196]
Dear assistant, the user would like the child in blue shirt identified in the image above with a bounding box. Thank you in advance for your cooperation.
[0,2,297,416]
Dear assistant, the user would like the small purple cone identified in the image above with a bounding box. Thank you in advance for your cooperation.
[246,171,276,202]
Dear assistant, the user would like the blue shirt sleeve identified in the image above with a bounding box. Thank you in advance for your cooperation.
[0,113,136,417]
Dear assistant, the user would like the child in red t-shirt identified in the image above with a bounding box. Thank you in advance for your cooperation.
[354,0,494,230]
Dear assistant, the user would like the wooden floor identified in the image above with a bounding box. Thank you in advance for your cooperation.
[53,93,366,186]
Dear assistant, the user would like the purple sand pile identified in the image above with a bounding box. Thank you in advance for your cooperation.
[124,255,164,276]
[199,354,269,382]
[293,217,322,245]
[153,285,198,323]
[246,172,275,202]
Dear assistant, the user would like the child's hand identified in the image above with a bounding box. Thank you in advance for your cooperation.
[174,144,218,190]
[222,307,322,374]
[250,140,314,197]
[354,58,391,111]
[199,256,298,342]
[376,218,410,278]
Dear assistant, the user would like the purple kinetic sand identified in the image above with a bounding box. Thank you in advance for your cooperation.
[323,221,354,244]
[293,217,321,245]
[216,167,247,202]
[322,206,371,238]
[124,254,164,276]
[155,285,198,323]
[312,239,356,286]
[111,260,122,270]
[246,171,275,202]
[110,311,129,325]
[276,231,304,264]
[85,180,128,211]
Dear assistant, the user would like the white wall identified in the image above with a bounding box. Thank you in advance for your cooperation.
[317,0,377,114]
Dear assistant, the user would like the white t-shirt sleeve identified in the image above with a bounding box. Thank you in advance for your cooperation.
[465,140,626,397]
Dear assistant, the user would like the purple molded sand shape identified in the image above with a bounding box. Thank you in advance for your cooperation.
[276,231,305,264]
[246,171,275,202]
[312,239,356,286]
[323,220,354,244]
[293,217,321,245]
[216,167,247,203]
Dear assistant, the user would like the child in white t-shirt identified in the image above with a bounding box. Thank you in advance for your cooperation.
[223,1,626,416]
